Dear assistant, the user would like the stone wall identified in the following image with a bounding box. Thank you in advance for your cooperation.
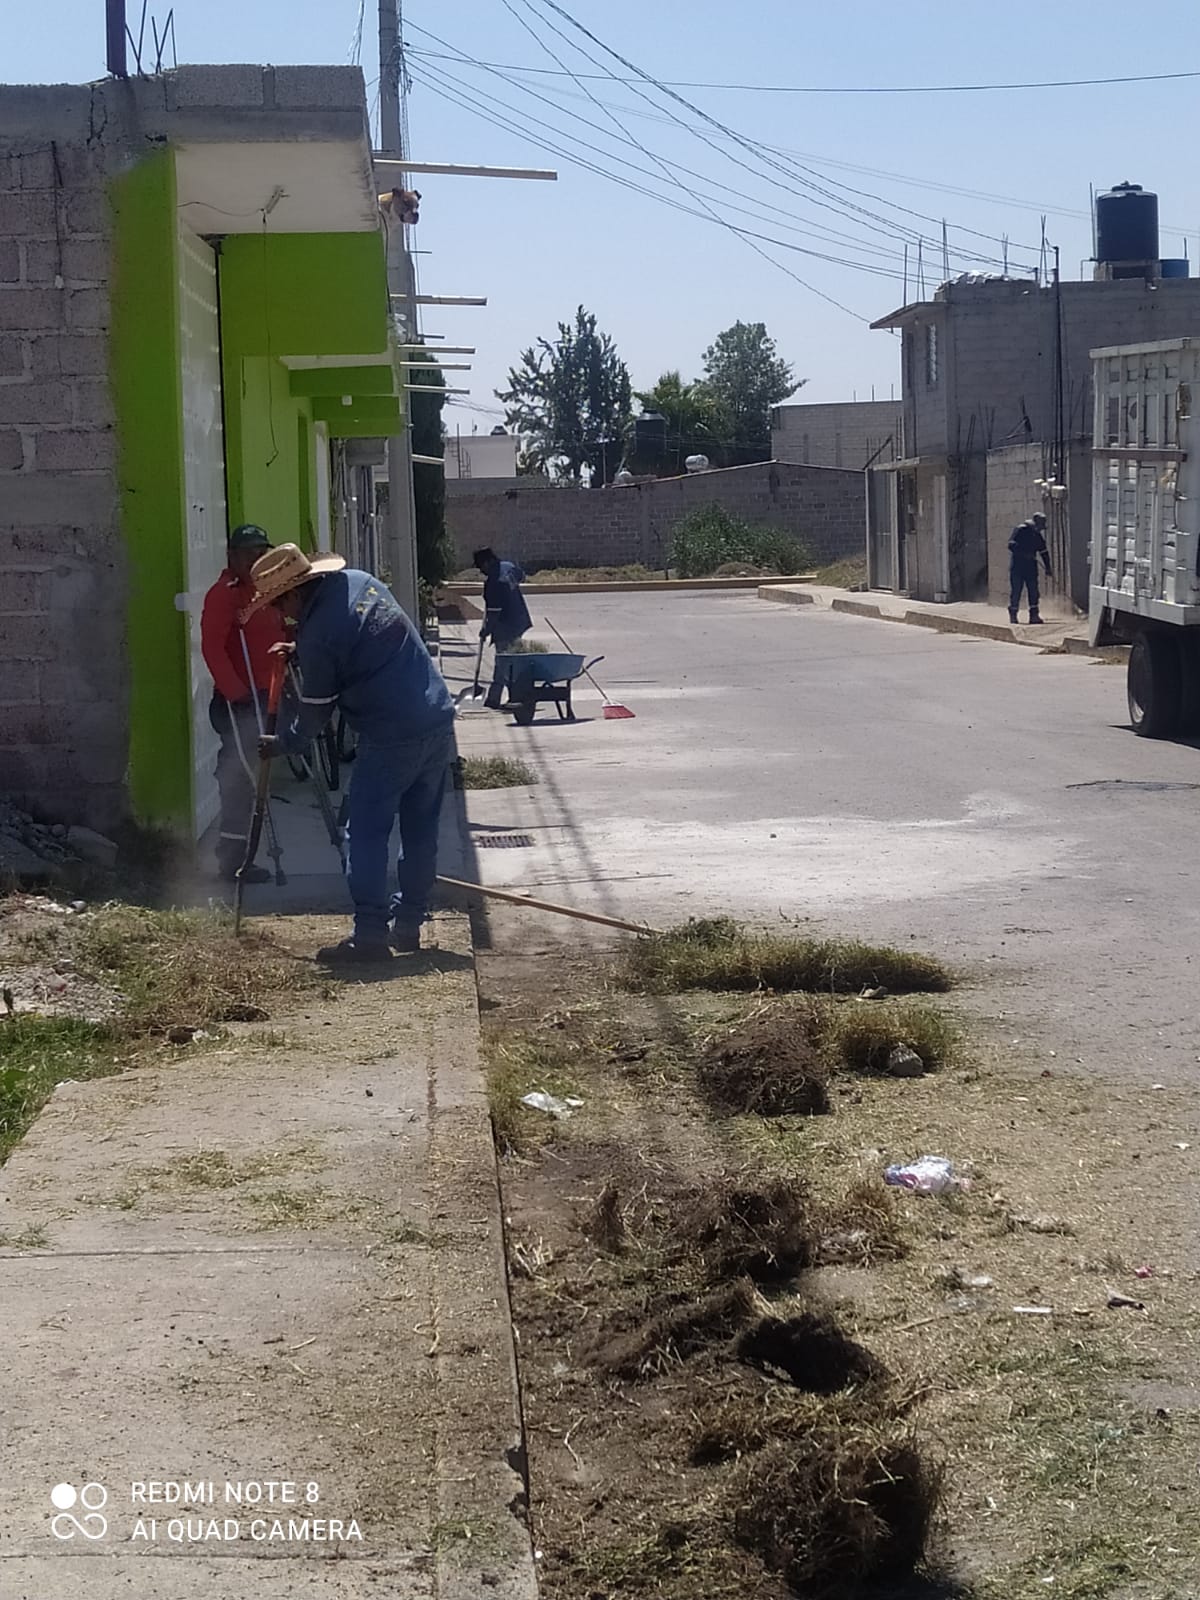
[0,108,127,829]
[445,461,866,572]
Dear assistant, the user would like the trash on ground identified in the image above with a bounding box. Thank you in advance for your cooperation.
[886,1043,926,1078]
[520,1090,584,1120]
[938,1267,994,1291]
[884,1156,968,1195]
[1134,1265,1154,1279]
[858,985,889,1001]
[1010,1211,1075,1236]
[1012,1305,1053,1316]
[1107,1293,1147,1311]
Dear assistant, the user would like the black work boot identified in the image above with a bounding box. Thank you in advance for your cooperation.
[316,937,392,966]
[1028,610,1044,625]
[1008,611,1019,624]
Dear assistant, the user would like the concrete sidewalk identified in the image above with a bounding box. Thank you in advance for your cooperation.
[0,780,534,1599]
[757,581,1117,657]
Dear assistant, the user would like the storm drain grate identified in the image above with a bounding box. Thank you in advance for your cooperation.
[475,833,536,849]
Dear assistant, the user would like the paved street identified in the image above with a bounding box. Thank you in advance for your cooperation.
[451,591,1200,1089]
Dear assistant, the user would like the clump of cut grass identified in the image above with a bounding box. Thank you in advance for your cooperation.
[524,563,660,584]
[816,1176,910,1265]
[808,555,868,590]
[673,1176,814,1284]
[500,637,550,653]
[596,1278,759,1379]
[77,904,313,1034]
[0,1013,123,1162]
[625,919,951,997]
[729,1400,944,1595]
[698,1006,831,1116]
[482,1034,580,1156]
[458,755,537,790]
[822,999,960,1076]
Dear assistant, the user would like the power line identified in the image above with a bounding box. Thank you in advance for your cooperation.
[521,2,1030,269]
[400,50,1200,95]
[407,24,935,266]
[406,18,1029,272]
[409,61,898,287]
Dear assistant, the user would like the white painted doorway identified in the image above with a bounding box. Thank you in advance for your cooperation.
[178,223,227,838]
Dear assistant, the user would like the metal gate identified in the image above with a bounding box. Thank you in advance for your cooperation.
[178,224,227,838]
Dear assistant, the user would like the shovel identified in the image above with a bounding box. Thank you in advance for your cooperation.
[453,633,487,708]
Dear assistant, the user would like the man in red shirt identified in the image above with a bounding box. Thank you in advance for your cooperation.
[200,524,286,880]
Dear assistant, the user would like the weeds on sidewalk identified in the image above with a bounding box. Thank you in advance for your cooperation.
[626,917,952,996]
[457,755,537,790]
[0,1013,123,1161]
[77,903,315,1034]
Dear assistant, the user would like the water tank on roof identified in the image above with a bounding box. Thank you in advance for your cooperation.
[1160,258,1190,279]
[1096,182,1159,270]
[634,411,667,458]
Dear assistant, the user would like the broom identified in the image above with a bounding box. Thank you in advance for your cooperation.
[544,617,635,719]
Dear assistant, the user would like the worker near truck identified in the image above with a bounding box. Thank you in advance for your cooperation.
[474,546,532,709]
[245,543,455,965]
[199,523,285,883]
[1008,511,1052,626]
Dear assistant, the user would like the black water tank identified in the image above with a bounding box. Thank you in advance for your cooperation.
[1096,182,1159,266]
[634,411,667,458]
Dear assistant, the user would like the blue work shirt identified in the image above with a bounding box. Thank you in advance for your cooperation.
[484,559,531,643]
[285,569,453,749]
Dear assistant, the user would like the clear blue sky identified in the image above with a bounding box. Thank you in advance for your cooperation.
[11,3,1200,434]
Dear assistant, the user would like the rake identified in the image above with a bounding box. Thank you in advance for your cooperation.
[544,617,635,719]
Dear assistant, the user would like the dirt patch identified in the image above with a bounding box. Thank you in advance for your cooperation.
[698,1006,831,1115]
[735,1310,886,1394]
[674,1176,815,1283]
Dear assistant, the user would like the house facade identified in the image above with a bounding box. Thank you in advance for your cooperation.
[1,66,411,838]
[868,274,1200,605]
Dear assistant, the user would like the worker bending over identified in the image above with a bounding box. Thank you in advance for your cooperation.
[474,546,532,709]
[245,544,454,965]
[199,523,284,882]
[1008,511,1052,626]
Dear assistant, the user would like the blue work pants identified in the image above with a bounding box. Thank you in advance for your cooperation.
[345,723,454,943]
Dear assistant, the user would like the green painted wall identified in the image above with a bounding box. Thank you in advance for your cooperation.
[110,151,191,828]
[219,234,391,357]
[223,350,317,550]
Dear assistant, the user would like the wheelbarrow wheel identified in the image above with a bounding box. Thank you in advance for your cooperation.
[511,699,536,726]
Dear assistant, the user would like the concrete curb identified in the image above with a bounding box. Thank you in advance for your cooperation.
[444,574,814,598]
[758,583,1121,658]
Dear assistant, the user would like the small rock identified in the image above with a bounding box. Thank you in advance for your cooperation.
[1012,1212,1076,1236]
[887,1043,926,1078]
[166,1025,197,1045]
[66,826,119,869]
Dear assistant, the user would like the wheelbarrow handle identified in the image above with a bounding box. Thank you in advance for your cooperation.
[582,655,606,673]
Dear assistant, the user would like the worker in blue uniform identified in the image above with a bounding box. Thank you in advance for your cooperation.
[245,543,455,965]
[1009,512,1052,625]
[474,546,532,709]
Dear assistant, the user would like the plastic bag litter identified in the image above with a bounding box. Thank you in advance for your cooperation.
[520,1090,584,1121]
[884,1155,969,1195]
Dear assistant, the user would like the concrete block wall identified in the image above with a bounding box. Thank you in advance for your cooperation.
[771,399,900,470]
[0,125,126,829]
[445,461,866,573]
[985,443,1046,608]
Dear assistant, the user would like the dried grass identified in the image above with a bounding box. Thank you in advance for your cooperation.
[672,1176,814,1283]
[457,755,537,789]
[625,918,951,997]
[728,1397,944,1594]
[596,1278,759,1379]
[825,1000,960,1075]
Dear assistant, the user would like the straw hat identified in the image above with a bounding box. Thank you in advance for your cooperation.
[242,543,345,619]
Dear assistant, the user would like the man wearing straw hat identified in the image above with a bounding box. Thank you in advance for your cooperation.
[244,544,455,964]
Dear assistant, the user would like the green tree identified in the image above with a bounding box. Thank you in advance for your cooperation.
[701,321,803,456]
[408,351,452,587]
[498,306,633,484]
[631,370,731,474]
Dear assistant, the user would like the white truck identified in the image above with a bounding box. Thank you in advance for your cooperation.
[1090,337,1200,736]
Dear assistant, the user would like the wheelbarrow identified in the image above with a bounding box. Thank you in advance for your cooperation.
[494,652,605,726]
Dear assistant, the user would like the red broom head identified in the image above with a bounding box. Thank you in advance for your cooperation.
[602,704,635,720]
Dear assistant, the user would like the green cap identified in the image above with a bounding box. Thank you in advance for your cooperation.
[229,523,271,551]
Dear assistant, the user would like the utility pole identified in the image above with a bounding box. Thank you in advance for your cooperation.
[377,0,420,623]
[106,0,128,76]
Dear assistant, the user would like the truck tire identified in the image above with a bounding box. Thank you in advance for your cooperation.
[1128,631,1182,738]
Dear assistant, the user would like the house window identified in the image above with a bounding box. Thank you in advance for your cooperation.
[924,324,939,388]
